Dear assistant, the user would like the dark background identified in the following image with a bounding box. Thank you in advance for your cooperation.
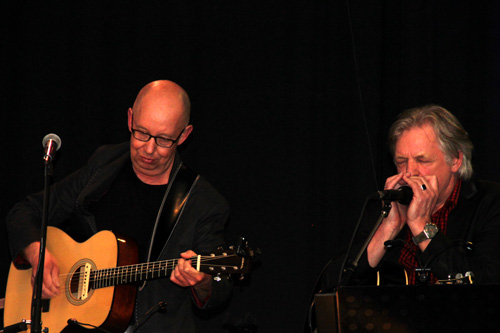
[2,1,500,332]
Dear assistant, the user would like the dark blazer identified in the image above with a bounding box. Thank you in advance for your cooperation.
[351,178,500,285]
[6,142,232,332]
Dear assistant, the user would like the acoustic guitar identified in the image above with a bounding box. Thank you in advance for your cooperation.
[4,227,254,333]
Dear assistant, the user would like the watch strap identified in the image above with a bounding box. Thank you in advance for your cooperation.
[412,223,438,245]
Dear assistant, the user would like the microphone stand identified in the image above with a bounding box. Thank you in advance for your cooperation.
[338,201,392,287]
[31,158,54,333]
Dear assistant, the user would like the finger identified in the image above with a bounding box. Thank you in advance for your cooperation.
[403,175,427,195]
[48,265,61,295]
[52,264,61,288]
[171,259,191,285]
[384,173,405,190]
[171,267,194,286]
[42,271,58,297]
[42,282,56,299]
[421,175,438,192]
[404,176,435,198]
[179,259,201,281]
[171,268,187,285]
[173,258,205,287]
[180,250,197,259]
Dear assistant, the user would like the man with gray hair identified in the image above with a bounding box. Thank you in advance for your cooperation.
[356,105,500,285]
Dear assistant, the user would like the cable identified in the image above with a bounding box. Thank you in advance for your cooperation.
[337,195,372,287]
[130,301,167,333]
[66,319,111,333]
[345,0,379,190]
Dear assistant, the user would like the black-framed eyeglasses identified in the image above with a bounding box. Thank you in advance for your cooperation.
[131,128,185,148]
[130,113,186,148]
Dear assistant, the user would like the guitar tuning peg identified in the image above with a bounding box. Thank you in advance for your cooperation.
[236,237,249,256]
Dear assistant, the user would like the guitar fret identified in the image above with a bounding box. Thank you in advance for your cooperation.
[98,269,102,288]
[106,268,111,287]
[116,266,120,285]
[103,268,108,288]
[122,266,127,284]
[93,270,97,289]
[97,269,101,289]
[103,268,107,287]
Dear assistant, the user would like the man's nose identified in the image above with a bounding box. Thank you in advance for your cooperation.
[143,138,157,154]
[406,160,419,176]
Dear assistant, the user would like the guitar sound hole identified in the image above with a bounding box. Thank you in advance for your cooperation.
[66,259,95,305]
[69,265,85,299]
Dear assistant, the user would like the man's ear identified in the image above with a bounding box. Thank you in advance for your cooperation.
[178,125,193,146]
[451,151,463,173]
[127,108,133,132]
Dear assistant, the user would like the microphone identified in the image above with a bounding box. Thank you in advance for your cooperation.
[372,186,413,205]
[42,133,62,164]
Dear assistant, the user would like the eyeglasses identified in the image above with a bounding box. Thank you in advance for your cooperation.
[131,128,186,148]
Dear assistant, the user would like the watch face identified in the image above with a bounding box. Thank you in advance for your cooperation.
[424,224,438,238]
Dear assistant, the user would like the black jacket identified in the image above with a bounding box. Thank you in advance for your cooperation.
[352,178,500,285]
[6,142,232,332]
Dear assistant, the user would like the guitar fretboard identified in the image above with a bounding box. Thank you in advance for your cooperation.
[91,258,182,289]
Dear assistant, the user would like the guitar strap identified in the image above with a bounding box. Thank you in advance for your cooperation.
[140,161,198,290]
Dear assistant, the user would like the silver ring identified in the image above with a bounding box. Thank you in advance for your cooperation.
[421,184,427,191]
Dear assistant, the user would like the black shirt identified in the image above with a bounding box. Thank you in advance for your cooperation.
[88,161,168,262]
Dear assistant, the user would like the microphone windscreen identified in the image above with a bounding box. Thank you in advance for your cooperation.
[398,186,413,205]
[42,133,62,150]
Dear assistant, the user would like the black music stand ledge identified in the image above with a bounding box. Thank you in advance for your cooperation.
[314,284,500,332]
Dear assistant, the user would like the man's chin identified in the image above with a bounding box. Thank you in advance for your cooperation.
[132,161,156,174]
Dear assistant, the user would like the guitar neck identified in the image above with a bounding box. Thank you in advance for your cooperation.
[87,250,249,290]
[91,258,183,289]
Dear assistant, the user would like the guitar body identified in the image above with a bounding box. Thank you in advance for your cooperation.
[4,227,138,333]
[4,227,253,332]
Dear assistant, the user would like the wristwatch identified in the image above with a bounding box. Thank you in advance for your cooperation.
[412,223,439,245]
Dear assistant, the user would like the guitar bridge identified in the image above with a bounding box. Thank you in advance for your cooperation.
[77,262,92,301]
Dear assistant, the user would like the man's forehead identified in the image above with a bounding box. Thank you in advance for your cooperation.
[395,125,442,155]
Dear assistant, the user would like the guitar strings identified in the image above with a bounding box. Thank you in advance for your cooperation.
[52,254,240,293]
[7,255,239,296]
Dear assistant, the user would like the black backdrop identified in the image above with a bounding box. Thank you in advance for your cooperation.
[2,1,500,332]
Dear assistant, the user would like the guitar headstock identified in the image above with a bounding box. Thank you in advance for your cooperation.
[198,237,259,278]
